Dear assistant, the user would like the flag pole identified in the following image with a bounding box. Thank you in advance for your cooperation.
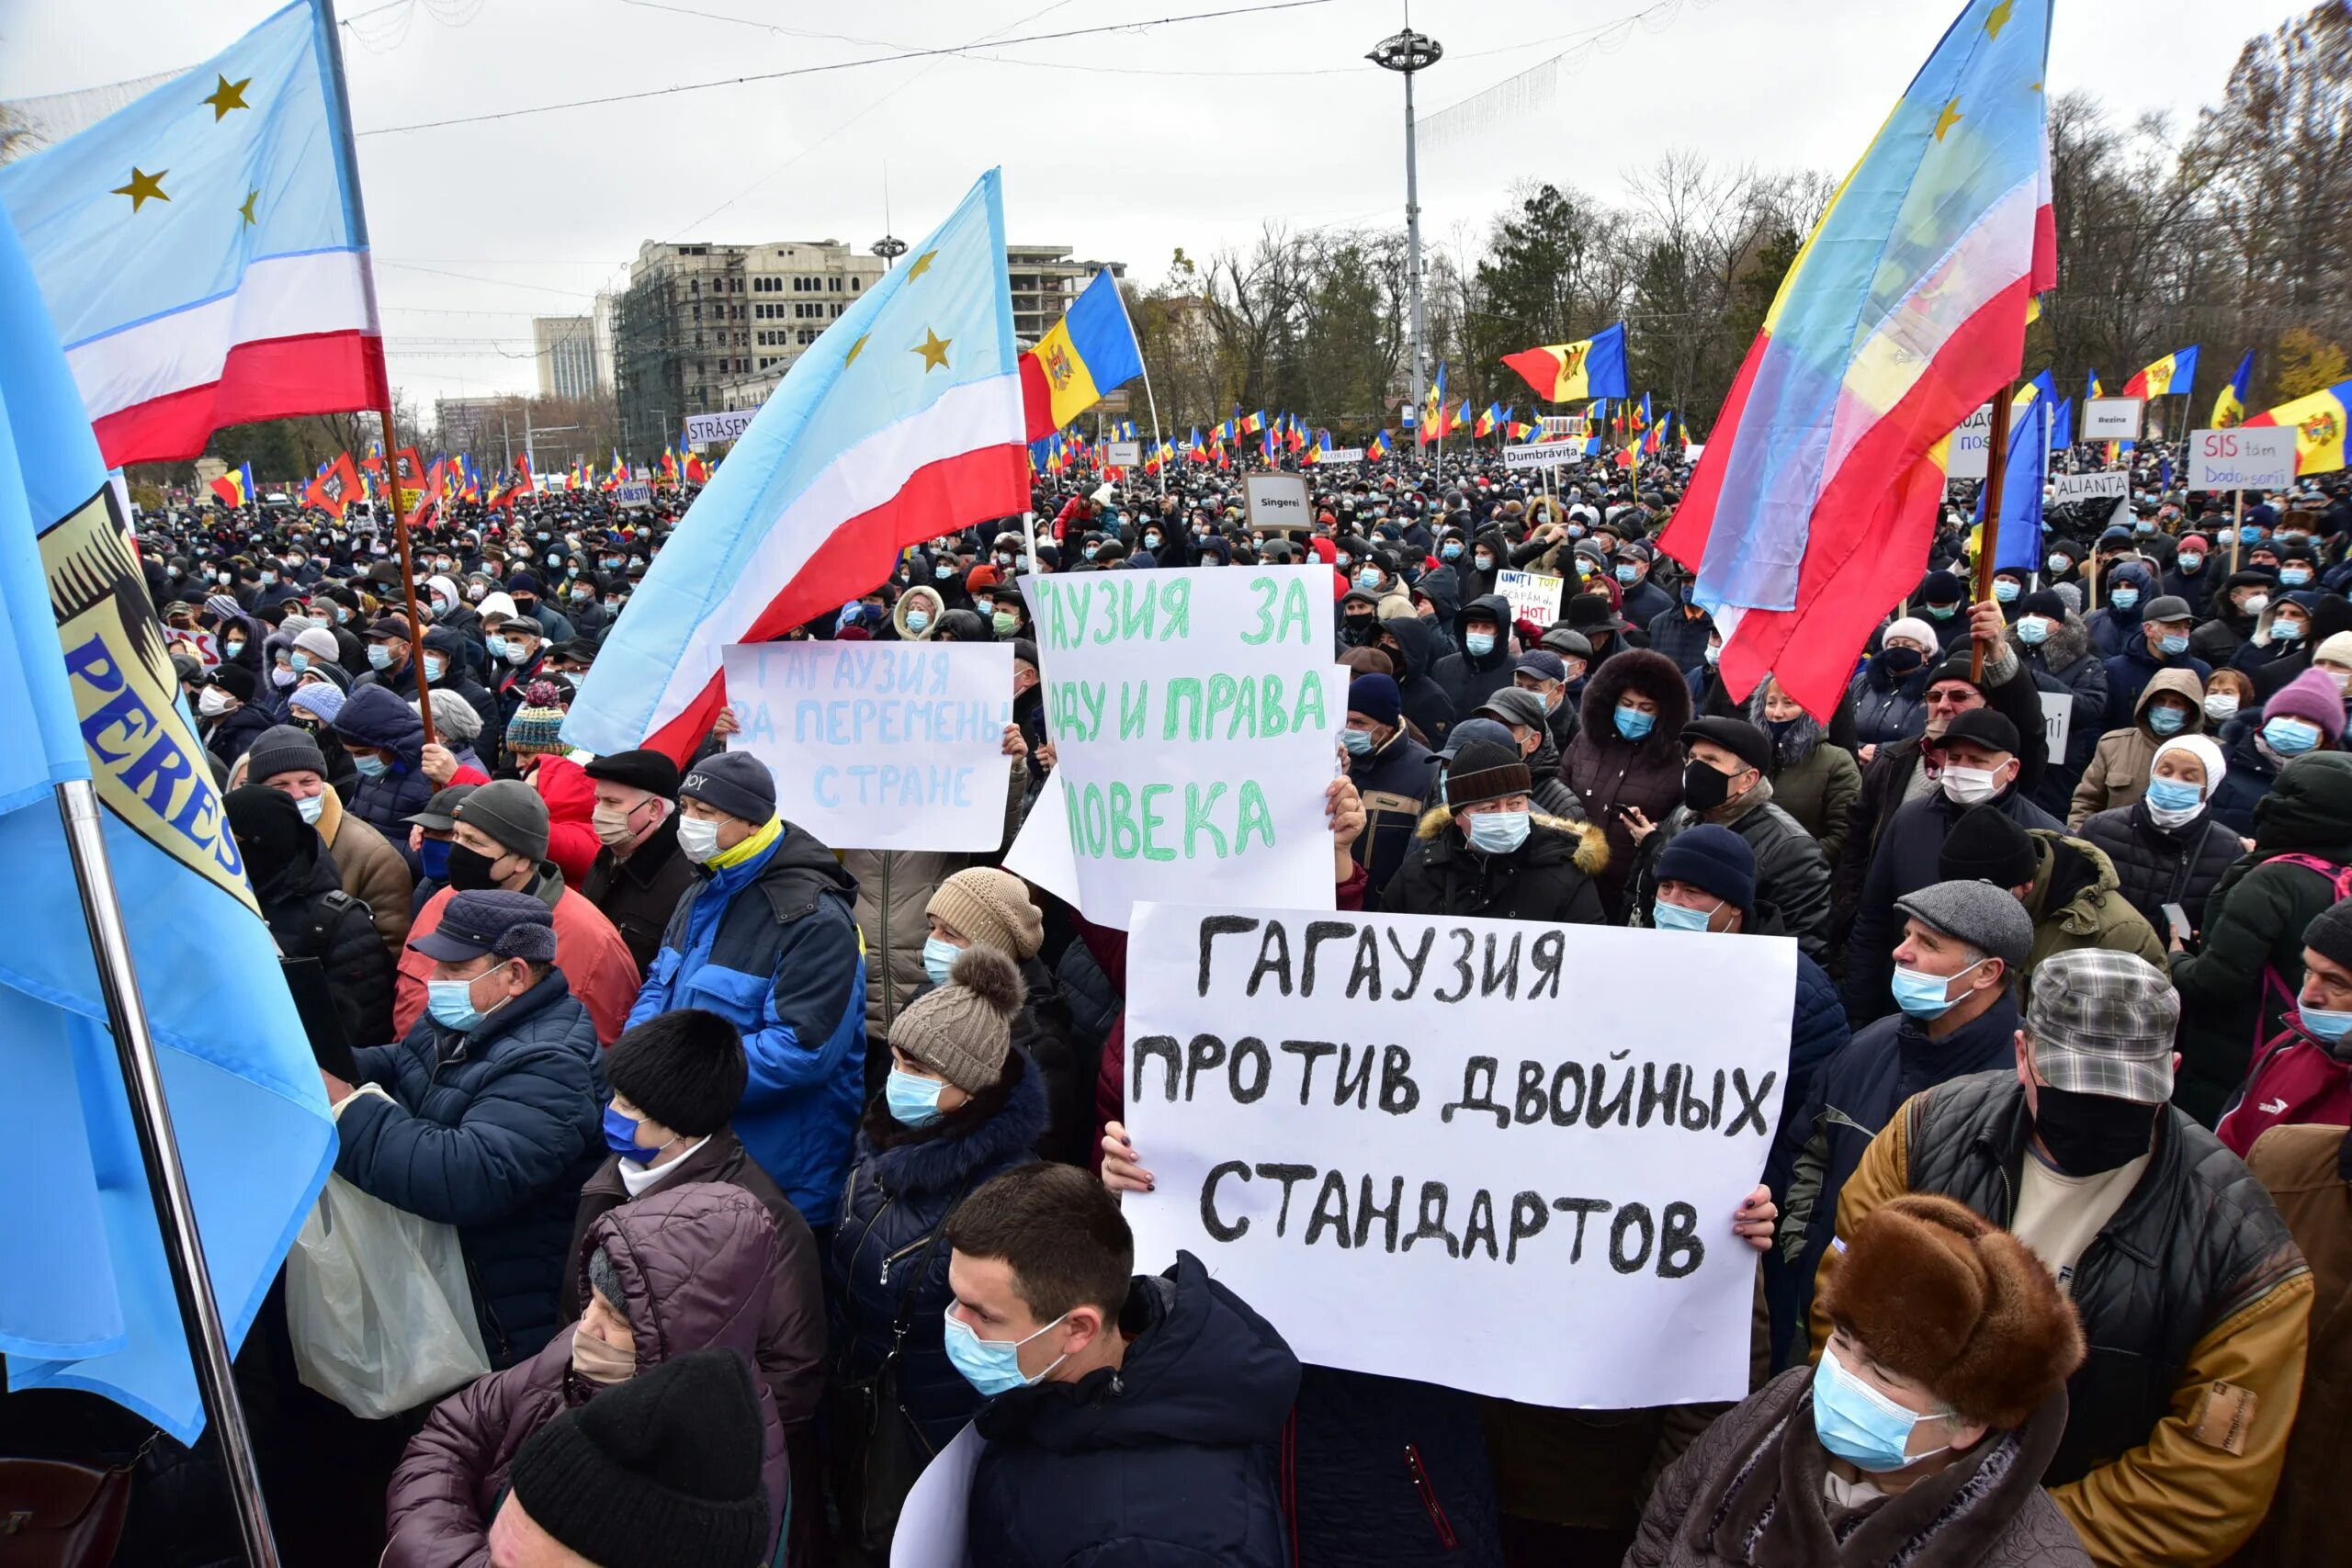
[1972,389,2015,682]
[54,778,283,1568]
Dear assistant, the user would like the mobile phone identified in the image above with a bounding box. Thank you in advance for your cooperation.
[2160,902,2191,942]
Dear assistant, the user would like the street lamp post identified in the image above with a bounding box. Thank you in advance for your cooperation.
[1368,26,1442,432]
[872,236,908,270]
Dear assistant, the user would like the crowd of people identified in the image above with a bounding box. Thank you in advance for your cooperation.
[2,443,2349,1568]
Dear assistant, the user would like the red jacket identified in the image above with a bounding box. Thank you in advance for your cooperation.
[2219,1025,2352,1156]
[397,879,642,1046]
[529,752,601,889]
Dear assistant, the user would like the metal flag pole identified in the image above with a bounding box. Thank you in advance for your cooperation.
[1117,290,1170,502]
[55,779,282,1568]
[1972,389,2015,682]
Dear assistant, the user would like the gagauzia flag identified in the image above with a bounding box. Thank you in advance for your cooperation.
[2245,380,2350,477]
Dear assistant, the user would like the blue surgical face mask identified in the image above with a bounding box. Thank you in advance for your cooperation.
[2300,1002,2352,1045]
[2241,525,2265,545]
[936,563,956,581]
[423,654,447,682]
[2282,567,2312,586]
[1653,897,1717,932]
[425,976,481,1032]
[1614,563,1638,584]
[485,635,512,661]
[1993,579,2019,603]
[2015,617,2050,646]
[1442,542,1463,560]
[1464,630,1497,658]
[603,1105,664,1163]
[418,837,452,881]
[2178,552,2205,571]
[944,1310,1069,1397]
[352,752,390,779]
[1813,1342,1951,1474]
[2265,716,2321,755]
[1357,568,1383,591]
[2109,588,2140,610]
[2146,705,2188,736]
[2158,632,2190,656]
[885,1068,947,1128]
[2144,776,2203,815]
[367,643,392,671]
[922,935,961,988]
[2273,618,2306,643]
[1340,726,1374,757]
[290,650,311,673]
[1464,808,1531,853]
[1890,956,1985,1020]
[906,609,931,634]
[1473,553,1493,571]
[1615,704,1656,741]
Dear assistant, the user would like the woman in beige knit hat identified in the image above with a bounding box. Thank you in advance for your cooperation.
[922,867,1087,1165]
[826,945,1047,1556]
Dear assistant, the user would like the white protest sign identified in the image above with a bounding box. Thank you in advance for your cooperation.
[2188,427,2296,492]
[1242,471,1311,531]
[2047,469,2128,505]
[616,479,652,508]
[1017,568,1340,931]
[1124,902,1794,1407]
[1946,404,1995,479]
[720,641,1012,851]
[889,1424,982,1568]
[2040,689,2073,761]
[2083,398,2144,442]
[1004,768,1081,908]
[684,409,759,447]
[1503,443,1574,472]
[1317,447,1364,466]
[1496,569,1565,626]
[1106,440,1144,468]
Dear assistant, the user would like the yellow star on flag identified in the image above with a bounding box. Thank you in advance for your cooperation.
[113,167,169,212]
[237,188,260,226]
[905,250,938,281]
[844,333,870,367]
[1984,0,2014,39]
[1934,98,1963,141]
[911,328,951,372]
[202,73,252,120]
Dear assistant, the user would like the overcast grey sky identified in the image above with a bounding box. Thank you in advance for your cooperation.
[0,0,2303,407]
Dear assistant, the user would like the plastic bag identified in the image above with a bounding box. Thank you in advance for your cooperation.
[286,1172,491,1418]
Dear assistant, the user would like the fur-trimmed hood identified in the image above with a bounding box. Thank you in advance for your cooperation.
[2030,609,2093,672]
[1411,803,1611,876]
[1577,647,1690,760]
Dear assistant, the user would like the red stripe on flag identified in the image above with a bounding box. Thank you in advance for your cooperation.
[1501,347,1564,401]
[92,330,387,467]
[1711,276,2036,716]
[640,440,1031,764]
[1019,353,1056,442]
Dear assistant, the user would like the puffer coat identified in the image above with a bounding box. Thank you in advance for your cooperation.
[1558,649,1690,918]
[334,684,438,868]
[2077,797,2245,940]
[382,1183,793,1567]
[1382,806,1611,925]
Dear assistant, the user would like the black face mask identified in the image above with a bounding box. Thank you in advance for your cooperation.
[445,843,509,892]
[1681,759,1738,814]
[2031,1084,2159,1176]
[1341,616,1377,647]
[1880,646,1927,675]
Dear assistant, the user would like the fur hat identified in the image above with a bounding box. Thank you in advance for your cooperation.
[1817,1194,2085,1429]
[891,945,1026,1092]
[605,1009,747,1138]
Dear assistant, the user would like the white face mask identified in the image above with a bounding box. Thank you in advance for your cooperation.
[198,685,232,716]
[675,814,723,863]
[1940,764,2005,807]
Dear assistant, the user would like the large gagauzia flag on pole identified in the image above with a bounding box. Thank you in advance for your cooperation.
[1657,0,2056,716]
[0,210,334,1443]
[0,0,385,466]
[565,171,1031,761]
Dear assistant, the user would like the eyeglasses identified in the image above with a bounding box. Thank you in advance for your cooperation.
[1924,686,1979,707]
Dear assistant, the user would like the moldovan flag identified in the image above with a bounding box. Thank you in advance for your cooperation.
[0,208,334,1442]
[0,0,386,466]
[1020,269,1143,439]
[1657,0,2056,716]
[566,171,1031,762]
[2121,345,2199,402]
[2243,380,2351,477]
[1503,324,1629,403]
[2211,350,2254,429]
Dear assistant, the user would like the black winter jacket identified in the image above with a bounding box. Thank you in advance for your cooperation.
[2077,798,2245,939]
[1430,592,1521,725]
[259,837,393,1048]
[334,684,438,872]
[2207,728,2287,838]
[1628,781,1833,964]
[1348,728,1442,897]
[2023,613,2107,817]
[968,1252,1300,1568]
[336,972,605,1367]
[828,1054,1046,1451]
[1847,655,1930,749]
[1379,614,1460,752]
[1382,807,1611,925]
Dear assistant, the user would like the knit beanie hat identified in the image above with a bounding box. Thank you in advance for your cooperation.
[925,867,1044,960]
[890,945,1025,1092]
[287,682,345,725]
[2018,590,2067,621]
[1443,739,1532,810]
[1883,616,1939,651]
[2263,667,2349,744]
[1653,824,1756,919]
[507,1348,770,1568]
[2317,630,2352,670]
[293,626,341,663]
[425,685,484,744]
[679,750,776,825]
[506,680,570,752]
[605,1010,748,1138]
[2150,734,2226,795]
[1816,1194,2084,1430]
[1937,804,2038,888]
[455,778,551,862]
[246,725,327,784]
[2304,897,2352,974]
[1348,672,1403,728]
